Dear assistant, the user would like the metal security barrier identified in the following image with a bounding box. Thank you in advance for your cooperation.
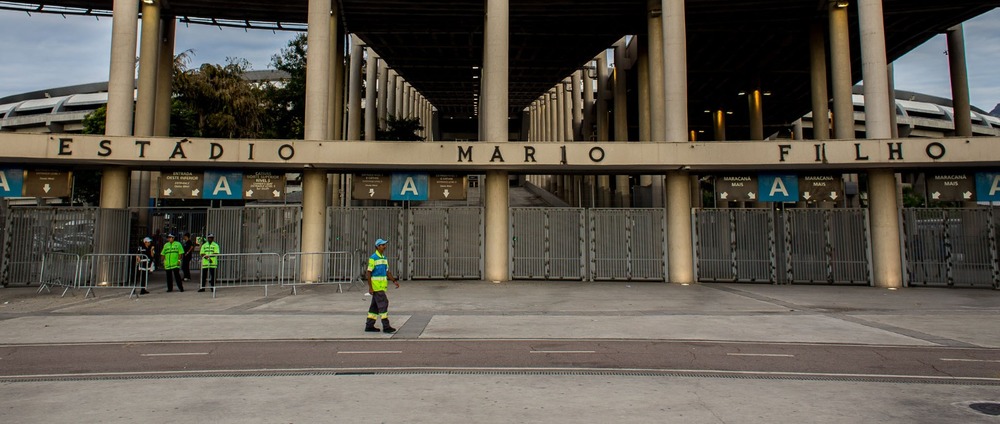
[38,252,81,296]
[280,251,355,294]
[782,209,871,285]
[588,208,667,281]
[694,209,776,283]
[328,207,406,276]
[903,208,1000,288]
[511,208,586,280]
[1,207,101,286]
[408,207,483,279]
[78,253,150,298]
[203,252,282,297]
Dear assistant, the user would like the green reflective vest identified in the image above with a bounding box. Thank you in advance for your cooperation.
[201,241,220,269]
[161,240,183,270]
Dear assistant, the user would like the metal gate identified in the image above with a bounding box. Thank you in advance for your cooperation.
[510,208,586,280]
[207,206,301,281]
[903,208,1000,288]
[328,207,406,275]
[588,208,667,281]
[783,209,871,284]
[408,207,483,279]
[694,209,776,283]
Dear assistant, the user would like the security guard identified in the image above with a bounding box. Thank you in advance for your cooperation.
[365,238,400,334]
[198,233,220,292]
[160,233,184,292]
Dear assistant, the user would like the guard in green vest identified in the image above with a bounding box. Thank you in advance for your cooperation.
[199,233,220,292]
[160,233,185,292]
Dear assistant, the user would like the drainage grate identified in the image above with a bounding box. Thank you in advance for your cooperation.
[970,402,1000,416]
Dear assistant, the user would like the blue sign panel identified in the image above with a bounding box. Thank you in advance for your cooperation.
[758,174,799,202]
[391,173,428,201]
[975,172,1000,202]
[203,171,244,200]
[0,168,24,197]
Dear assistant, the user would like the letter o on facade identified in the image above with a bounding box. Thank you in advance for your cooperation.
[925,142,946,160]
[278,144,295,161]
[589,147,605,163]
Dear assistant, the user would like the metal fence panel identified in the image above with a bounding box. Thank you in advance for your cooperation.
[280,251,355,293]
[38,252,81,296]
[511,208,585,280]
[589,208,666,281]
[78,253,149,298]
[328,207,406,277]
[206,206,300,282]
[206,252,282,297]
[784,209,871,285]
[408,207,482,279]
[904,208,997,288]
[694,209,775,283]
[1,207,100,285]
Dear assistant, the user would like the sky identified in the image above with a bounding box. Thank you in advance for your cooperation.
[1,7,998,111]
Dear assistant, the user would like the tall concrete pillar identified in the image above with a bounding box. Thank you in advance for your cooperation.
[572,71,583,141]
[403,84,411,118]
[377,58,389,131]
[562,80,574,141]
[947,24,973,137]
[555,84,566,142]
[548,90,558,142]
[330,24,345,140]
[748,89,764,140]
[301,0,333,280]
[596,53,611,207]
[637,39,651,143]
[858,0,901,288]
[483,0,510,282]
[613,39,631,207]
[583,62,595,141]
[347,35,363,140]
[829,1,854,139]
[648,0,666,142]
[385,70,397,122]
[810,22,831,140]
[663,0,693,284]
[101,0,140,211]
[132,1,161,227]
[394,75,404,118]
[154,17,174,137]
[365,51,378,140]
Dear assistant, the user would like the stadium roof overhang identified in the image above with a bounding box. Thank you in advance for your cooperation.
[5,0,998,139]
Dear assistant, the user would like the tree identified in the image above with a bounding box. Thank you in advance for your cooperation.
[266,34,307,139]
[173,55,269,138]
[377,116,425,141]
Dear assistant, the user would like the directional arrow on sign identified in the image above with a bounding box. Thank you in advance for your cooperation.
[245,190,254,197]
[963,191,973,200]
[368,188,375,197]
[829,192,839,200]
[720,192,729,200]
[748,192,756,200]
[803,192,812,200]
[164,188,173,196]
[932,191,941,200]
[273,190,281,197]
[192,188,200,196]
[443,189,450,198]
[43,184,51,193]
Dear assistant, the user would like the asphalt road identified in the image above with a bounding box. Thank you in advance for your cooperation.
[3,339,998,383]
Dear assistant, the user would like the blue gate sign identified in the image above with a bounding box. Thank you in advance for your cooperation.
[975,172,1000,202]
[0,168,24,197]
[758,173,798,202]
[391,173,428,201]
[203,170,244,200]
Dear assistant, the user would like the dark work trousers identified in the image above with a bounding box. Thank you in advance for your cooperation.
[182,254,193,280]
[165,268,183,292]
[201,267,216,289]
[365,291,391,329]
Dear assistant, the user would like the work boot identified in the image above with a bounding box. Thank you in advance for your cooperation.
[381,319,396,334]
[365,318,379,332]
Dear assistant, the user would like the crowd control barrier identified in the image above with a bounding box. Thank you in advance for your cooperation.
[280,251,356,294]
[203,252,282,297]
[38,252,81,297]
[78,253,150,299]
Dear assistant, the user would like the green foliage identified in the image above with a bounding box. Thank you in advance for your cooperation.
[173,54,269,138]
[377,115,425,141]
[81,105,107,135]
[265,34,307,139]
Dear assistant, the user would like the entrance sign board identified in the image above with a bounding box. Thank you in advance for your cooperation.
[758,174,798,202]
[243,172,286,200]
[0,168,24,197]
[429,175,468,200]
[352,174,391,200]
[159,171,204,199]
[798,175,843,203]
[927,173,974,202]
[976,172,1000,202]
[203,170,244,200]
[391,173,429,201]
[716,175,758,202]
[23,170,71,198]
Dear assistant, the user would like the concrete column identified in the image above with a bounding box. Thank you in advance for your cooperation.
[153,17,175,137]
[377,59,389,131]
[613,39,629,143]
[548,91,558,142]
[483,0,510,282]
[365,50,378,140]
[858,0,901,288]
[829,1,854,139]
[947,24,973,137]
[810,22,831,140]
[301,0,332,280]
[748,89,764,140]
[663,0,693,284]
[403,84,411,118]
[648,0,666,142]
[133,1,161,228]
[637,39,651,143]
[385,70,397,122]
[101,0,140,210]
[596,53,610,142]
[331,24,345,140]
[555,84,566,141]
[347,35,363,140]
[713,109,726,141]
[394,75,404,118]
[572,71,583,141]
[563,80,574,141]
[582,62,595,141]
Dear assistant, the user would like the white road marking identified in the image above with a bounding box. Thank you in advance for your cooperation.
[337,351,402,354]
[140,352,209,357]
[940,358,1000,363]
[727,353,794,357]
[530,350,596,354]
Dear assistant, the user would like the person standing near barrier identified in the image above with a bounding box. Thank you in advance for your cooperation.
[198,233,219,292]
[365,238,400,334]
[181,233,195,281]
[160,233,185,292]
[133,237,154,295]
